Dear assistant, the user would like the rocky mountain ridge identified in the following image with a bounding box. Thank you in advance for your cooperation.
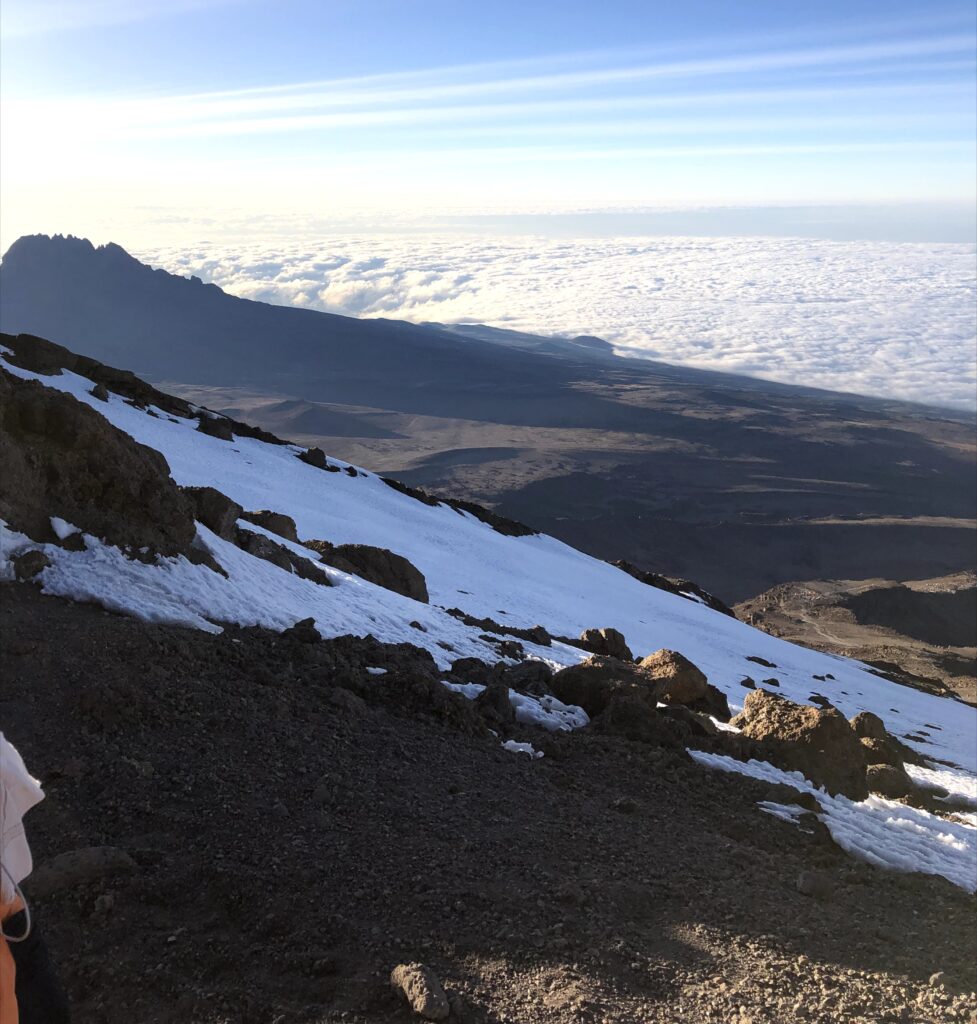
[3,234,975,602]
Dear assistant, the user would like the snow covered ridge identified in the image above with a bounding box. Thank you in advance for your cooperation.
[2,351,972,766]
[3,344,977,891]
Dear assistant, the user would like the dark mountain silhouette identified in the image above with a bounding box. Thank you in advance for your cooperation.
[0,234,683,430]
[0,233,923,429]
[2,233,974,601]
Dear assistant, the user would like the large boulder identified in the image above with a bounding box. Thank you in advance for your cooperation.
[688,683,732,722]
[241,509,299,543]
[499,659,553,695]
[181,485,242,540]
[549,656,654,717]
[593,695,689,748]
[860,737,901,767]
[306,540,428,602]
[866,763,913,799]
[236,528,331,585]
[731,690,869,799]
[849,711,887,741]
[196,413,234,440]
[0,369,195,556]
[638,649,708,705]
[473,682,516,728]
[849,711,921,767]
[578,627,633,661]
[390,963,449,1021]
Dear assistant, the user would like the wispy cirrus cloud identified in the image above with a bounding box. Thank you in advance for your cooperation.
[2,18,974,222]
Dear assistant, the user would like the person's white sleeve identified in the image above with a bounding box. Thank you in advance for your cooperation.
[0,732,44,904]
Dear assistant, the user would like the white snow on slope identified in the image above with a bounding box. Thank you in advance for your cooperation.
[502,740,544,759]
[689,750,977,893]
[3,353,975,777]
[906,764,977,809]
[0,521,573,672]
[441,680,589,732]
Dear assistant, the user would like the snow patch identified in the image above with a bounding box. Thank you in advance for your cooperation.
[49,517,80,541]
[905,763,977,809]
[689,750,977,893]
[502,740,544,759]
[440,680,587,732]
[757,801,806,824]
[509,690,589,733]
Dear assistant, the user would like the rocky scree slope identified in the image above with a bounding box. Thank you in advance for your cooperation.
[1,331,976,896]
[2,583,976,1024]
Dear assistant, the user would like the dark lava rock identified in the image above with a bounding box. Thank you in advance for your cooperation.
[849,711,887,741]
[280,617,321,644]
[298,446,338,471]
[447,608,550,647]
[381,477,538,537]
[236,528,331,585]
[611,559,736,617]
[196,413,234,440]
[2,332,194,419]
[850,712,921,767]
[866,763,913,799]
[686,682,732,722]
[306,539,428,602]
[593,695,689,748]
[90,383,109,402]
[0,369,195,556]
[549,656,654,717]
[860,737,902,767]
[242,509,299,543]
[12,549,51,579]
[499,659,553,695]
[659,704,717,738]
[446,657,496,685]
[181,485,243,540]
[746,655,777,668]
[474,681,516,728]
[237,528,292,571]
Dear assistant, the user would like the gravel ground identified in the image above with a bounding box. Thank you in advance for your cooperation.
[2,582,975,1023]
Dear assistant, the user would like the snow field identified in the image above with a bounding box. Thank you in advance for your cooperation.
[4,350,977,891]
[3,355,973,774]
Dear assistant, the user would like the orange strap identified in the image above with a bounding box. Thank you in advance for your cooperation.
[0,897,23,1024]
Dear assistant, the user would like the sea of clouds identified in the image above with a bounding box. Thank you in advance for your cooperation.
[138,235,977,410]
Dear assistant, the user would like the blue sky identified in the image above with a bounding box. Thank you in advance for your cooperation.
[1,0,975,247]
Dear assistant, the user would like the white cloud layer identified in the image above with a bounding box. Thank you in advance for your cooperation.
[139,235,977,410]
